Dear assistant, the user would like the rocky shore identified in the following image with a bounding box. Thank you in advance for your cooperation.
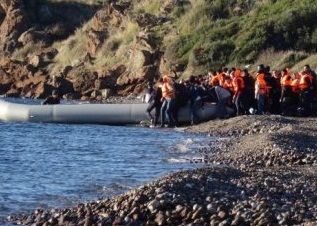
[6,115,317,225]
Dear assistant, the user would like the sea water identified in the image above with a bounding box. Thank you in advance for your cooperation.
[0,99,212,225]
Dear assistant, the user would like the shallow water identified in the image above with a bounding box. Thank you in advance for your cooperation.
[0,99,213,225]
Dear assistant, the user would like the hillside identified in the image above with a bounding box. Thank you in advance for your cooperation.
[1,0,317,100]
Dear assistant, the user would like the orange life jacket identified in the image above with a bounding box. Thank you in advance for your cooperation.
[161,81,175,99]
[281,74,292,87]
[291,79,300,94]
[223,78,234,93]
[256,73,269,94]
[217,73,225,86]
[299,73,313,90]
[209,75,219,87]
[232,76,245,93]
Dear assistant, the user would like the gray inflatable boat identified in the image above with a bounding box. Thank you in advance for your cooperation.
[0,99,232,124]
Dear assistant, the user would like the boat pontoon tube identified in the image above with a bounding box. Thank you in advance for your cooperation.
[0,99,231,124]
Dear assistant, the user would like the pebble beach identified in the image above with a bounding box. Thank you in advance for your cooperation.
[6,114,317,225]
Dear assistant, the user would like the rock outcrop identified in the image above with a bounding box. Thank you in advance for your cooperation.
[0,0,180,100]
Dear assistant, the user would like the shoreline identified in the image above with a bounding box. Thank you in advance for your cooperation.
[6,115,317,225]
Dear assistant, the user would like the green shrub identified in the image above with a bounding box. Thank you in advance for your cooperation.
[188,40,235,70]
[166,35,198,60]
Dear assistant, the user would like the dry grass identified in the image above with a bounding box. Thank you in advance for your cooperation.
[47,0,103,5]
[132,0,161,15]
[177,0,210,35]
[291,54,317,73]
[93,20,138,68]
[51,27,88,72]
[251,49,311,73]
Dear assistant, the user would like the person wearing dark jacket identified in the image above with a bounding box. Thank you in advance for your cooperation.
[188,76,203,125]
[144,81,163,126]
[241,69,255,114]
[42,90,60,105]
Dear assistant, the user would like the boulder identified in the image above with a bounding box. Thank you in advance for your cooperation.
[0,0,30,50]
[0,1,11,12]
[18,28,51,46]
[32,82,56,99]
[28,55,42,68]
[67,67,98,93]
[116,65,157,95]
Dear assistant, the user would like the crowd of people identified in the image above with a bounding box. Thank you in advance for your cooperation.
[143,64,317,127]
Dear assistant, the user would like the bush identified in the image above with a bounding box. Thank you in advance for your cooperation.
[188,40,235,70]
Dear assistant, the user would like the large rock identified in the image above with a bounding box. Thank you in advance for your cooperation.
[66,67,98,93]
[86,30,107,55]
[116,65,157,95]
[115,32,160,90]
[0,0,170,99]
[0,67,12,94]
[18,28,51,46]
[0,0,30,52]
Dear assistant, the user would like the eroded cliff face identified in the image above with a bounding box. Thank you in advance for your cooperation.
[0,0,176,100]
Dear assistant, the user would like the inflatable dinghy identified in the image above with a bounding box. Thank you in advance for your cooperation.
[0,99,233,125]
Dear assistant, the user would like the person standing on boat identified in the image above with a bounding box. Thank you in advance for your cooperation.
[42,89,61,105]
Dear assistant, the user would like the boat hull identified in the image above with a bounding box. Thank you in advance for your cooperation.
[0,99,232,124]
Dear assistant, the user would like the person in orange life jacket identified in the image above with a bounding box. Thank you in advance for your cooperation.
[254,65,268,115]
[143,80,162,126]
[188,75,204,125]
[279,72,301,116]
[42,89,60,105]
[216,68,226,87]
[298,70,313,115]
[231,68,245,115]
[290,72,301,104]
[160,75,177,128]
[209,70,218,87]
[223,75,234,96]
